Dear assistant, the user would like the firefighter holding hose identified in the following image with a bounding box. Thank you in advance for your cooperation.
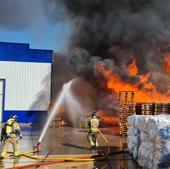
[87,111,100,152]
[0,115,22,160]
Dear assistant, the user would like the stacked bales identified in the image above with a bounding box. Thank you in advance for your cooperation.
[128,115,170,168]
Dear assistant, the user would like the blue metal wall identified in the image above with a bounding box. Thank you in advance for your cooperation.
[0,42,52,63]
[3,110,48,123]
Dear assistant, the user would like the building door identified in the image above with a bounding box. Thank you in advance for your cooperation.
[0,80,4,123]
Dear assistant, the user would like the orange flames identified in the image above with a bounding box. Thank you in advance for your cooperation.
[128,59,138,76]
[98,111,119,126]
[96,59,170,103]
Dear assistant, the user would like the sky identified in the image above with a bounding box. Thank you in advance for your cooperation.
[0,23,69,51]
[0,0,70,52]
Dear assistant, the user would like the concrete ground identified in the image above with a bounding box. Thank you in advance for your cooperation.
[0,126,141,169]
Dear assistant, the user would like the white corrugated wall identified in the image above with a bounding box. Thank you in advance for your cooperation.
[0,61,51,111]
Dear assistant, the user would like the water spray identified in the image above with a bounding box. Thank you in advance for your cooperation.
[34,80,73,150]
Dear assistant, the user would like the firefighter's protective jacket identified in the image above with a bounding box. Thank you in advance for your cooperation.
[88,116,99,133]
[6,118,22,138]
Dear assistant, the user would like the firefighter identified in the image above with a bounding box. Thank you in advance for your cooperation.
[87,111,100,151]
[0,115,22,159]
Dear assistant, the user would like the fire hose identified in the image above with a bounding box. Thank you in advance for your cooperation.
[6,129,110,168]
[20,129,110,161]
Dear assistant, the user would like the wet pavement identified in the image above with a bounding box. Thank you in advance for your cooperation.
[0,126,141,168]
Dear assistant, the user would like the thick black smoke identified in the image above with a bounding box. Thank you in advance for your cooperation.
[45,0,170,96]
[1,0,169,95]
[1,0,169,115]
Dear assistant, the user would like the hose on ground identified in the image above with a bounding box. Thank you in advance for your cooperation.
[20,128,110,162]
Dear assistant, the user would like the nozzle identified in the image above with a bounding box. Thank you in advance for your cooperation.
[33,141,41,152]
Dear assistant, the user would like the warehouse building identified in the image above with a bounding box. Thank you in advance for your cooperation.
[0,42,52,123]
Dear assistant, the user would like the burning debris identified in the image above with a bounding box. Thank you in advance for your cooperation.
[96,63,170,102]
[45,0,170,113]
[6,1,169,128]
[97,111,119,127]
[1,1,170,121]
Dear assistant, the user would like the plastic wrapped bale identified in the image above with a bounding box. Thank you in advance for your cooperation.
[152,131,170,168]
[147,118,170,140]
[147,118,170,168]
[128,115,138,127]
[127,127,139,136]
[127,127,140,158]
[127,115,170,169]
[135,115,151,133]
[128,137,139,159]
[137,141,154,168]
[140,132,150,142]
[138,132,154,168]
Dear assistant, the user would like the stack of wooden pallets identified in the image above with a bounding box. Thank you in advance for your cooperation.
[154,103,170,115]
[141,103,153,115]
[119,91,136,136]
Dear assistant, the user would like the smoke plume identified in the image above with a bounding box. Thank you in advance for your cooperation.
[1,0,170,115]
[45,0,170,98]
[0,0,46,30]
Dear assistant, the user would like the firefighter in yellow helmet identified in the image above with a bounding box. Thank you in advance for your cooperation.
[87,112,99,152]
[1,115,22,159]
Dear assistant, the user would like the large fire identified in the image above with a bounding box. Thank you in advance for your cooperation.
[128,59,138,76]
[98,111,119,126]
[96,59,170,103]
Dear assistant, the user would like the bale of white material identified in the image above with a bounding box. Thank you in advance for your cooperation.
[128,115,137,127]
[147,117,170,140]
[127,127,139,136]
[154,138,170,151]
[127,134,140,154]
[132,145,138,159]
[140,132,150,142]
[134,116,144,129]
[127,135,139,146]
[127,127,141,159]
[134,115,150,132]
[127,115,170,169]
[138,141,154,162]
